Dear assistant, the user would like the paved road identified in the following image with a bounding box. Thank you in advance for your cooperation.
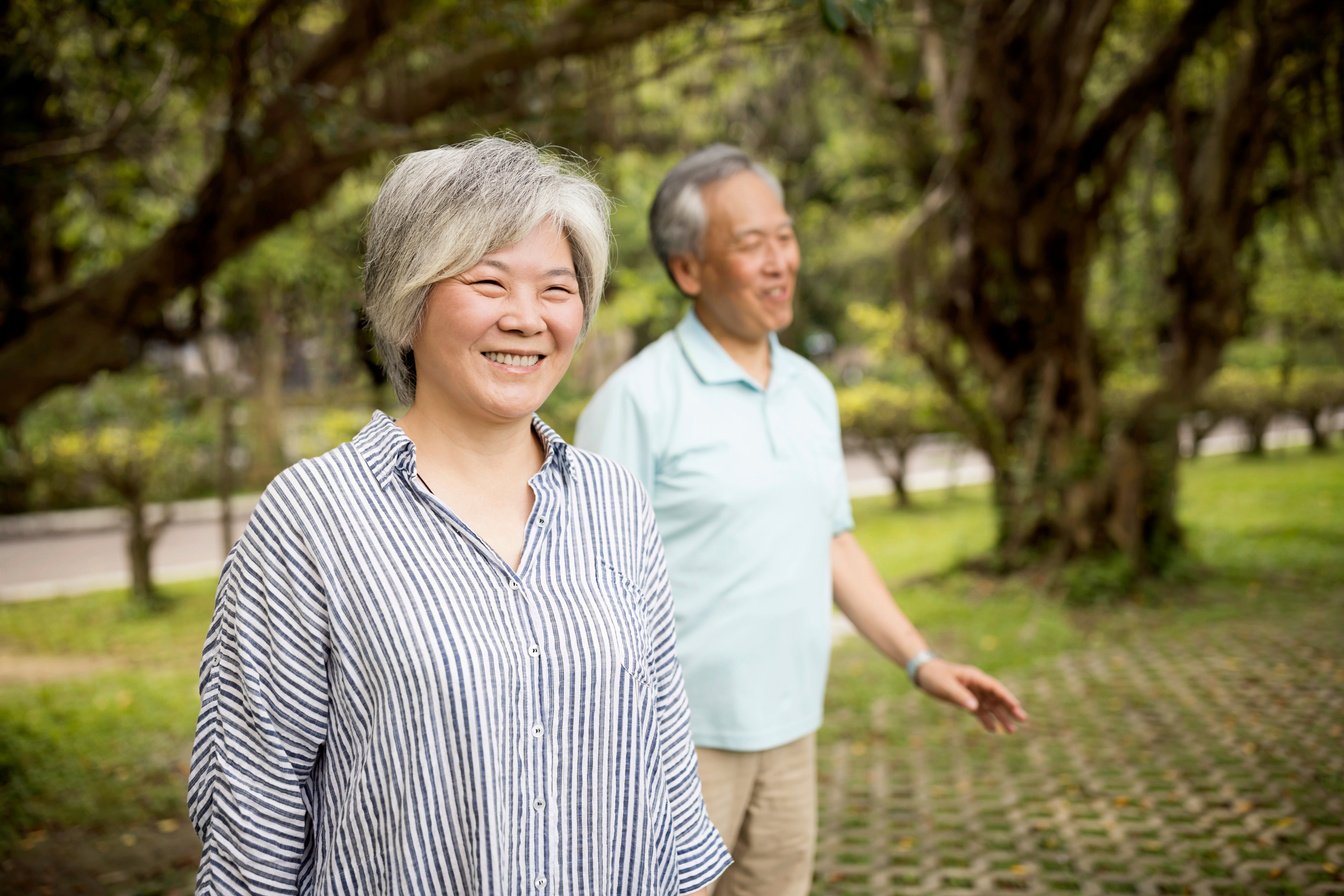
[0,418,1323,602]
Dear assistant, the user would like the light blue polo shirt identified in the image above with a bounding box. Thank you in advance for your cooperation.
[576,309,854,751]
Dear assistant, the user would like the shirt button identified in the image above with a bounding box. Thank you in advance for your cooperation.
[528,644,541,658]
[509,582,521,592]
[533,797,545,812]
[536,515,547,526]
[534,877,547,889]
[531,724,544,738]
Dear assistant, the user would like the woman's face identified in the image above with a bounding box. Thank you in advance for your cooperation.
[410,218,584,427]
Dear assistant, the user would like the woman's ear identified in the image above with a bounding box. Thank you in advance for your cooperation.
[668,254,702,298]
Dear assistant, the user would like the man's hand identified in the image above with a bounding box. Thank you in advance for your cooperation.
[915,659,1028,734]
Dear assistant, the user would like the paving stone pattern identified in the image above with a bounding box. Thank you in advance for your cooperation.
[813,616,1344,895]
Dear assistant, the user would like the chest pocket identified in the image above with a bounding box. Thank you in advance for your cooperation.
[586,559,653,687]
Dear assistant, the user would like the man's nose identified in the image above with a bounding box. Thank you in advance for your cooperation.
[762,238,792,273]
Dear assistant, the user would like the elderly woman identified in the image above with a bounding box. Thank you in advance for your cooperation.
[188,137,731,895]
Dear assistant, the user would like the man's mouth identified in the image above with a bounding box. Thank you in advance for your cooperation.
[483,351,542,367]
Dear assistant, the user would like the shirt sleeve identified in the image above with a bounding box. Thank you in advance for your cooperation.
[575,376,658,497]
[187,493,331,895]
[636,491,733,892]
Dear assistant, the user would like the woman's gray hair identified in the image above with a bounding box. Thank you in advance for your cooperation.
[363,136,612,406]
[648,144,784,289]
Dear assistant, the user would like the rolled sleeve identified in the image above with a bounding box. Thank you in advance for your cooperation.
[188,501,330,894]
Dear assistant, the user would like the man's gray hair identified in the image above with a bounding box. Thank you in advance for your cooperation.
[648,144,784,289]
[364,136,612,406]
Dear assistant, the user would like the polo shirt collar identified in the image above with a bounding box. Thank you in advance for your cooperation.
[355,410,573,491]
[673,308,800,390]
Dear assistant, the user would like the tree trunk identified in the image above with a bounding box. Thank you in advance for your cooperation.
[124,495,169,611]
[248,289,288,484]
[1304,411,1329,452]
[890,447,910,509]
[197,328,239,562]
[1186,412,1221,460]
[1106,404,1184,573]
[1244,414,1269,456]
[218,399,237,561]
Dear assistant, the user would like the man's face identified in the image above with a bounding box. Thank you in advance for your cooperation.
[672,170,800,351]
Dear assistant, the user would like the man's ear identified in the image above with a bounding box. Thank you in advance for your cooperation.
[668,254,702,297]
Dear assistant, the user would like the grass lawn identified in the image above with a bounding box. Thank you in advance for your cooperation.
[1,446,1340,894]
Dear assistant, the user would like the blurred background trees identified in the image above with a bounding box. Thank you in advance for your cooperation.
[15,369,215,608]
[2,0,1341,593]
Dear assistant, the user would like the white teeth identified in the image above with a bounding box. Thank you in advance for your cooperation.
[484,352,541,367]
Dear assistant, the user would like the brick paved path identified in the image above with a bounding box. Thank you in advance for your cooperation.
[813,611,1344,895]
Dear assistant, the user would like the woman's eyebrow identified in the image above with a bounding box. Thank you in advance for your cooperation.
[475,259,576,279]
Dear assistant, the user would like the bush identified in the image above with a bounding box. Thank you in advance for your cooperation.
[1193,367,1283,455]
[1283,368,1344,450]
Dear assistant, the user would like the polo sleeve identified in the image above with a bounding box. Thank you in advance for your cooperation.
[636,492,733,892]
[575,376,658,497]
[187,489,331,895]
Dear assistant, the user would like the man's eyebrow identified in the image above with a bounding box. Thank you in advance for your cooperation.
[732,220,794,240]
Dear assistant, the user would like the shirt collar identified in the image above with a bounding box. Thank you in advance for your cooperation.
[673,307,799,391]
[354,410,573,491]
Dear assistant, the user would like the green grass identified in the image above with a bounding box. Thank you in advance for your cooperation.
[0,579,217,855]
[1,446,1342,883]
[0,578,215,658]
[827,447,1344,735]
[0,668,199,833]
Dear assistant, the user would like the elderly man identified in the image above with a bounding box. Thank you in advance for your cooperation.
[576,145,1027,895]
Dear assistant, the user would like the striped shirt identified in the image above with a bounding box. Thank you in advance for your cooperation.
[188,412,731,895]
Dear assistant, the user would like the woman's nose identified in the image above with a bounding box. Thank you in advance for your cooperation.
[498,290,546,334]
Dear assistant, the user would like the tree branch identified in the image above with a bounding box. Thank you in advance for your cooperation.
[373,0,737,125]
[1075,0,1231,177]
[0,0,733,423]
[0,49,178,166]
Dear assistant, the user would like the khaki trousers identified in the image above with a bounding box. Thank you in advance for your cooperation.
[695,733,817,896]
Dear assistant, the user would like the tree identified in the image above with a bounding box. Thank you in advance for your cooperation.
[0,0,739,424]
[20,369,215,609]
[844,0,1343,573]
[837,379,949,507]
